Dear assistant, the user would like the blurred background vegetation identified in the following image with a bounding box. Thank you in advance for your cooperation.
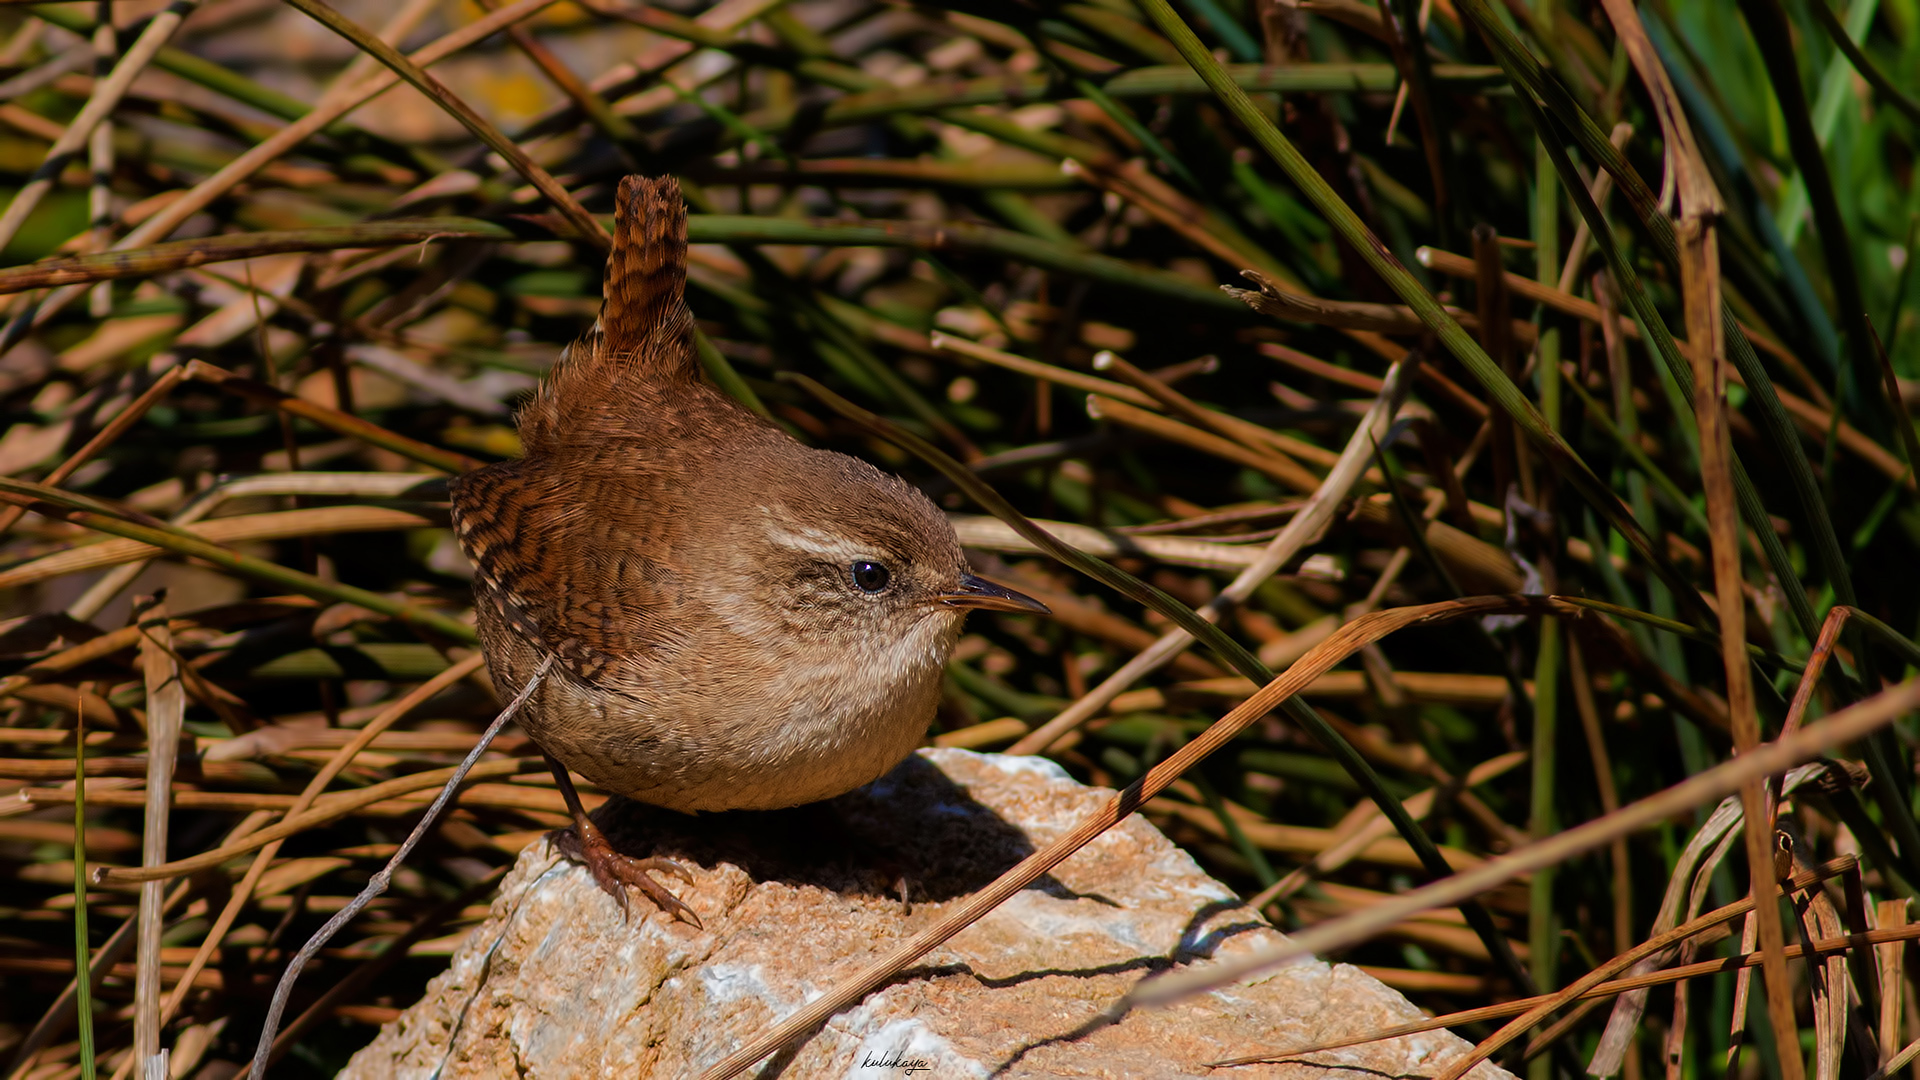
[0,0,1916,1075]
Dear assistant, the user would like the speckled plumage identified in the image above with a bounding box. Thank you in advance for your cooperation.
[447,178,1028,851]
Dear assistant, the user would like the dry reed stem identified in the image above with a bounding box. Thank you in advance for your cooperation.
[1566,636,1633,962]
[94,757,540,885]
[280,0,606,250]
[20,782,587,819]
[1587,0,1798,1054]
[0,366,183,536]
[1680,205,1800,1080]
[1130,680,1920,1013]
[0,0,198,252]
[0,476,476,642]
[0,507,435,589]
[1230,268,1532,344]
[0,0,1909,1067]
[1213,857,1868,1066]
[1870,1038,1920,1080]
[245,654,552,1079]
[1010,358,1410,754]
[947,514,1292,572]
[4,0,565,342]
[182,360,481,473]
[700,593,1584,1080]
[131,595,181,1074]
[1246,750,1530,909]
[1878,901,1908,1066]
[1092,350,1320,489]
[1088,394,1324,492]
[139,653,489,1061]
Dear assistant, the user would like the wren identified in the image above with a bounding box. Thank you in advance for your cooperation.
[448,175,1045,924]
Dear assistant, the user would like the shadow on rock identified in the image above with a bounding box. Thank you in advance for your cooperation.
[568,753,1046,903]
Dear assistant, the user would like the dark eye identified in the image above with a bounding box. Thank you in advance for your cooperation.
[850,560,891,593]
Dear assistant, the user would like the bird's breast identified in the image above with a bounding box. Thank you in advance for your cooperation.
[512,610,959,814]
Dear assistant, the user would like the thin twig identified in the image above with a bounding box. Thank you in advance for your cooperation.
[147,655,488,1065]
[245,655,553,1080]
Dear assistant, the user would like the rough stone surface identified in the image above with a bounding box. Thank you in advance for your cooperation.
[342,749,1513,1079]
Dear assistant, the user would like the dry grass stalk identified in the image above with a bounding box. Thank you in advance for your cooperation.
[1,0,1913,1071]
[1214,857,1885,1066]
[1011,360,1410,754]
[244,655,551,1079]
[131,595,180,1075]
[1132,681,1920,1022]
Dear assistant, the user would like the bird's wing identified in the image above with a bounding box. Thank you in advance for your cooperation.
[449,457,682,685]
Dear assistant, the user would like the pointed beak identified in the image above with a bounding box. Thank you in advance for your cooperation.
[936,573,1051,615]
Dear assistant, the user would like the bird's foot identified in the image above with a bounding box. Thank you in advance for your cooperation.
[569,820,702,928]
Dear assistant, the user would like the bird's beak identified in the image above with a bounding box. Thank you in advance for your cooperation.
[936,573,1051,615]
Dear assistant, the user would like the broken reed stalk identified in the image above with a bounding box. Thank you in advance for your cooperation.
[1658,25,1801,1066]
[132,595,181,1075]
[246,655,552,1080]
[147,654,490,1055]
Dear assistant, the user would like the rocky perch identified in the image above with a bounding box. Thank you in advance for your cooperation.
[342,748,1511,1079]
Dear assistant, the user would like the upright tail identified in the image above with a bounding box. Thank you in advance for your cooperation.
[601,175,692,362]
[518,175,697,450]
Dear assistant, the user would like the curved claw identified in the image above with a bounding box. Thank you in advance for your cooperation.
[574,823,703,928]
[650,856,696,888]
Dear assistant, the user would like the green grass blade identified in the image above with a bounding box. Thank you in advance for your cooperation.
[1456,0,1858,634]
[1133,0,1708,636]
[73,701,96,1080]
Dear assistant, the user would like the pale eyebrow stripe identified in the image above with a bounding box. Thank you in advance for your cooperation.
[761,520,869,562]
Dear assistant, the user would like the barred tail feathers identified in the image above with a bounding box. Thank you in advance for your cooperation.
[517,175,695,450]
[602,175,692,362]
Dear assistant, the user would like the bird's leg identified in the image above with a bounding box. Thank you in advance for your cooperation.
[544,754,700,927]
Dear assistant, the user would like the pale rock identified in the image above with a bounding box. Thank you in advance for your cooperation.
[341,748,1513,1079]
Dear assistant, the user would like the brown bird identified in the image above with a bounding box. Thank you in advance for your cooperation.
[447,175,1046,923]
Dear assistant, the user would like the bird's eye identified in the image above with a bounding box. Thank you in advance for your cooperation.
[850,560,891,593]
